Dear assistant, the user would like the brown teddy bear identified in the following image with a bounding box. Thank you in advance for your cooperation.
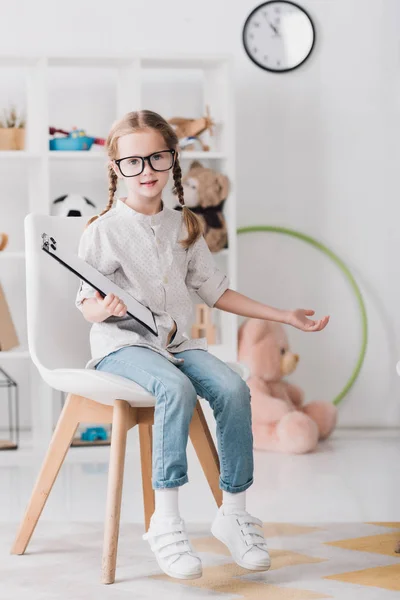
[238,318,337,454]
[174,160,229,253]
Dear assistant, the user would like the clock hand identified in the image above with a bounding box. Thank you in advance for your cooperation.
[268,21,280,36]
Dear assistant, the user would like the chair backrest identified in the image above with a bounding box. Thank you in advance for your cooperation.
[25,214,91,371]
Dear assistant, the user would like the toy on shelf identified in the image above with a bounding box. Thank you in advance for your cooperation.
[168,106,215,152]
[178,137,204,152]
[0,106,25,151]
[59,391,111,446]
[191,304,216,343]
[0,233,8,251]
[51,194,97,218]
[81,426,108,442]
[174,160,229,252]
[238,319,337,454]
[71,426,110,447]
[49,126,105,151]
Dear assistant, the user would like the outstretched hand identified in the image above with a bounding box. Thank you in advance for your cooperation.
[287,309,330,332]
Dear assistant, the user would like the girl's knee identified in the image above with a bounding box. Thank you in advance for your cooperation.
[219,372,251,408]
[156,371,198,406]
[229,372,250,397]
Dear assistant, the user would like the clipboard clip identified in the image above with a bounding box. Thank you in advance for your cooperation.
[41,233,57,252]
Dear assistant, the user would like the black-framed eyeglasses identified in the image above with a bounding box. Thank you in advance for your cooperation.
[114,149,176,178]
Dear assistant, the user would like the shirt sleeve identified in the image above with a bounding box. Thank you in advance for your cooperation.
[185,234,230,307]
[75,223,119,312]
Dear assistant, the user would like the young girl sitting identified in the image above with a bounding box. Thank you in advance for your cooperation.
[75,110,329,581]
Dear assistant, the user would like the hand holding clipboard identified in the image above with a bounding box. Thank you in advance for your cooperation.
[41,232,158,336]
[91,289,128,318]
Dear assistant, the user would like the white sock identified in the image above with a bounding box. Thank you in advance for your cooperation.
[222,490,246,515]
[153,488,180,520]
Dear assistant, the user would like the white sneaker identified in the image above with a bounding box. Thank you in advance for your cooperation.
[143,515,202,580]
[211,506,271,571]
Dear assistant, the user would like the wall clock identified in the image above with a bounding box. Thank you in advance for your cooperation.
[242,1,316,73]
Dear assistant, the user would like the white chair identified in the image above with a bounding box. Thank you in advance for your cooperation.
[11,213,246,585]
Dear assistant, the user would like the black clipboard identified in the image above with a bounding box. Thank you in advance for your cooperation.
[41,232,158,336]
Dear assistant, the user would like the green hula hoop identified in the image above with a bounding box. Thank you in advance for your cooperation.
[237,226,368,406]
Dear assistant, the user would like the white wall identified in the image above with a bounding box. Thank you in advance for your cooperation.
[0,0,399,427]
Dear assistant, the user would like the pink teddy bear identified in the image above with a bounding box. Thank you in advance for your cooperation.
[238,318,337,454]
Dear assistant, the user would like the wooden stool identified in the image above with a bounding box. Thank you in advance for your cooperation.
[11,393,222,584]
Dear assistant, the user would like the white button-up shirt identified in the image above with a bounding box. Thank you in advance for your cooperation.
[75,197,229,368]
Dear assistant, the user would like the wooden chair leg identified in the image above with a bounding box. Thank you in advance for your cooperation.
[138,422,155,532]
[11,393,81,555]
[189,401,222,507]
[102,400,135,585]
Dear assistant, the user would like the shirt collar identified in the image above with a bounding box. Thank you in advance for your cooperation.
[116,197,166,225]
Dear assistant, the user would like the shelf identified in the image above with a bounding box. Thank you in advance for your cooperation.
[0,251,25,259]
[0,440,18,450]
[0,348,30,359]
[48,56,137,68]
[180,151,226,160]
[0,56,41,67]
[1,53,236,447]
[0,54,230,69]
[47,151,225,160]
[141,54,231,69]
[71,438,110,447]
[48,151,107,160]
[46,54,231,69]
[0,151,40,159]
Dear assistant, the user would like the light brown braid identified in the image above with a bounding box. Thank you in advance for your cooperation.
[85,166,118,228]
[173,155,203,249]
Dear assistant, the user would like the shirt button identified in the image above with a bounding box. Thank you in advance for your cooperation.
[163,276,168,284]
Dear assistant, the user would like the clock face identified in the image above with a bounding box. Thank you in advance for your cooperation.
[242,1,315,73]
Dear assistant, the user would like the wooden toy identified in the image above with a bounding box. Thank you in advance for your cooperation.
[168,106,214,152]
[191,304,216,343]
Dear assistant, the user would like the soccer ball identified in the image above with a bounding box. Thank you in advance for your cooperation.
[51,194,97,217]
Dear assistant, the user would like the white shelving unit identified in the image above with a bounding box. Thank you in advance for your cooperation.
[0,54,238,447]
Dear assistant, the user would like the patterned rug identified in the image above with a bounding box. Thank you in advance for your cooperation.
[1,522,400,599]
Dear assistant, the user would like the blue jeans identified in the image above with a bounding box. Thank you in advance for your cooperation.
[95,346,254,493]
